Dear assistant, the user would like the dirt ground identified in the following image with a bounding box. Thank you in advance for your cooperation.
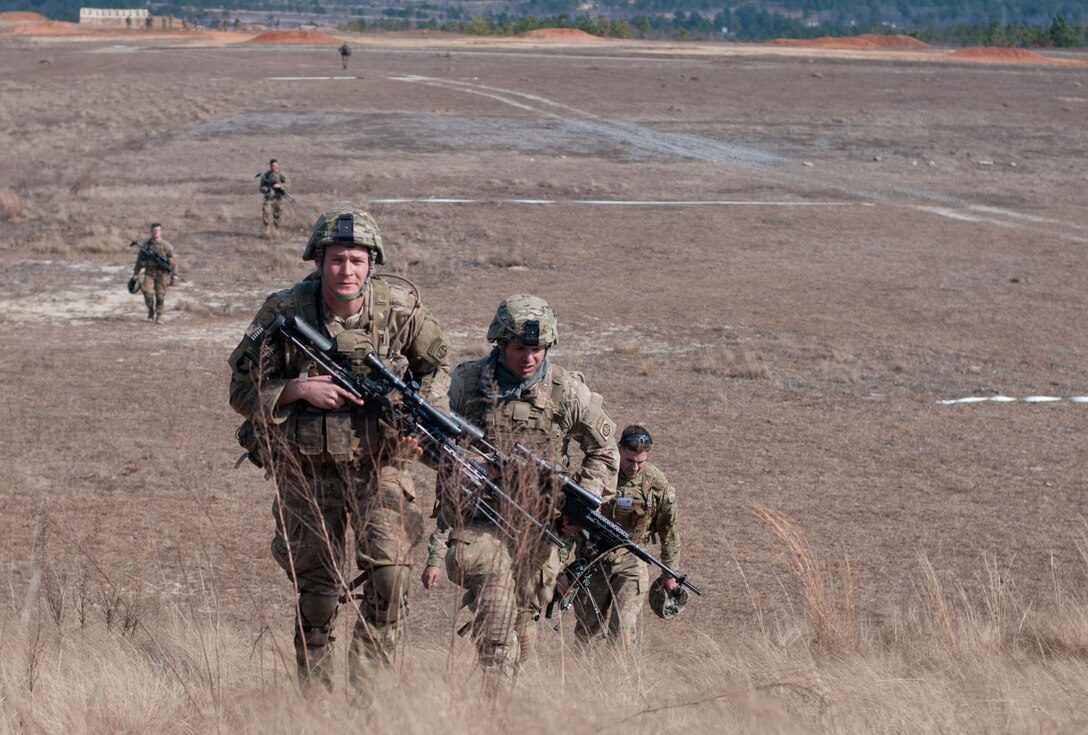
[1,30,1087,650]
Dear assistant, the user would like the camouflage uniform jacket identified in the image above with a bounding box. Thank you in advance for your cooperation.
[605,462,680,568]
[426,358,618,565]
[228,273,451,465]
[133,238,177,277]
[259,169,288,199]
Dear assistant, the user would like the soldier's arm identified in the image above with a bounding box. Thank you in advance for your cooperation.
[566,382,619,503]
[653,475,681,569]
[164,242,178,275]
[400,304,452,413]
[424,525,450,568]
[227,300,294,422]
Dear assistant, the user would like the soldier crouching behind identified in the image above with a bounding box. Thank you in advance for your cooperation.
[228,207,451,692]
[421,295,618,679]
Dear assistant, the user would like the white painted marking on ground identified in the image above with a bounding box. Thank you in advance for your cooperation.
[368,198,862,207]
[938,395,1088,405]
[968,205,1088,231]
[267,76,357,81]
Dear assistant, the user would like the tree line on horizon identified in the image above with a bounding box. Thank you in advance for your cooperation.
[5,0,1087,46]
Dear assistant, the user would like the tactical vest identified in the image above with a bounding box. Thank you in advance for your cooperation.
[606,469,660,545]
[285,276,404,465]
[458,361,575,464]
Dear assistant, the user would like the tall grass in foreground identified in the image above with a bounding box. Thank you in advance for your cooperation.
[5,512,1088,733]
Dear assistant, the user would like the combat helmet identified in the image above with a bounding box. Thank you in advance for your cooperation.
[302,208,386,264]
[487,294,558,347]
[649,579,690,620]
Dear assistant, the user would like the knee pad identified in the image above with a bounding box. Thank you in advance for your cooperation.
[365,565,410,624]
[297,592,338,646]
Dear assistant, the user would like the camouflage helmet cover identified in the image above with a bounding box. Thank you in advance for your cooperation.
[487,294,558,346]
[649,579,690,620]
[302,208,386,264]
[127,276,142,294]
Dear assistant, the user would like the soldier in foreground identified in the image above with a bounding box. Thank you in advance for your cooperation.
[228,207,451,691]
[258,159,289,237]
[130,222,178,323]
[421,295,618,677]
[572,425,681,646]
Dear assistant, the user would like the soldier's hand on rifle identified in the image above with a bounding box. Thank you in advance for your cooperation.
[421,564,440,589]
[399,435,424,458]
[559,514,582,535]
[279,375,364,410]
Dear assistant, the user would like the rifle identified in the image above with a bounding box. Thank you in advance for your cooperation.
[256,172,294,202]
[251,314,561,548]
[130,240,182,281]
[511,442,702,597]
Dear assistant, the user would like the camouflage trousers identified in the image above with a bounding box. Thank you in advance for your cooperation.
[270,461,423,692]
[444,523,560,676]
[262,196,284,231]
[572,551,649,647]
[141,270,170,321]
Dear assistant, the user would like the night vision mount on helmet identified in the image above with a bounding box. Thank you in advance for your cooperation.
[302,208,386,264]
[487,294,558,347]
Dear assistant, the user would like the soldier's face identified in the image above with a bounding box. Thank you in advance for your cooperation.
[502,340,547,378]
[619,447,649,478]
[321,245,370,299]
[270,162,279,172]
[150,226,162,240]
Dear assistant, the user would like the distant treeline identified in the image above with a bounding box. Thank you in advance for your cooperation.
[6,0,1087,46]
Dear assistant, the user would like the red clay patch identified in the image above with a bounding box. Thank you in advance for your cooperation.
[0,20,83,34]
[245,30,342,44]
[948,46,1075,64]
[0,11,48,21]
[772,34,930,50]
[518,28,603,42]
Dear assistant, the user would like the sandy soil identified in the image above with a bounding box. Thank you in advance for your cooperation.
[1,29,1087,650]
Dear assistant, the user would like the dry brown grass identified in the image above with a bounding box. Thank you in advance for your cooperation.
[693,346,771,380]
[751,503,857,649]
[6,551,1088,733]
[0,187,23,222]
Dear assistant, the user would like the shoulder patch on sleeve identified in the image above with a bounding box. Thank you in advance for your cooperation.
[597,416,613,439]
[427,337,449,362]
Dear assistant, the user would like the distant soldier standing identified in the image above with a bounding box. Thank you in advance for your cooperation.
[130,222,178,323]
[339,42,352,70]
[572,425,681,646]
[258,159,289,237]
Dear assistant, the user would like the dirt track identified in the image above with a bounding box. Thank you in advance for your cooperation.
[1,31,1087,646]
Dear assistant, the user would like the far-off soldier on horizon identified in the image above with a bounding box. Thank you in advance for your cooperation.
[228,207,451,692]
[339,42,351,70]
[572,425,683,646]
[130,222,178,323]
[422,295,619,678]
[258,159,288,237]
